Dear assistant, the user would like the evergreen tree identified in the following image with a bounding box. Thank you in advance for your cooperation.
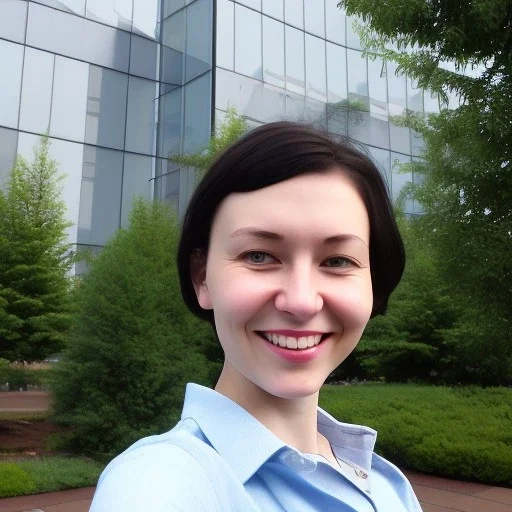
[0,136,73,362]
[52,198,219,456]
[340,0,512,384]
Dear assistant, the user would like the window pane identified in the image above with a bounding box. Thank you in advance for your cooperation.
[325,0,345,45]
[121,154,153,226]
[391,152,413,212]
[125,77,157,155]
[263,0,283,20]
[327,103,348,136]
[78,146,123,245]
[130,35,158,81]
[0,40,24,129]
[19,47,54,134]
[387,61,406,115]
[0,0,27,44]
[390,123,410,154]
[85,67,128,150]
[347,49,368,109]
[154,170,180,213]
[163,0,185,18]
[235,5,262,80]
[304,0,324,37]
[285,25,304,95]
[27,2,130,72]
[216,0,234,70]
[158,86,183,158]
[263,17,285,88]
[285,0,303,29]
[50,56,89,142]
[326,42,347,104]
[161,45,183,86]
[368,57,388,114]
[86,0,133,30]
[305,34,326,101]
[407,77,424,112]
[162,9,185,53]
[424,89,440,114]
[183,73,211,153]
[32,0,85,16]
[0,128,19,188]
[367,146,391,188]
[132,0,159,39]
[237,0,261,9]
[346,15,362,50]
[185,0,212,82]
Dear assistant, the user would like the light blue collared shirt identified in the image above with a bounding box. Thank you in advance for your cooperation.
[90,383,423,511]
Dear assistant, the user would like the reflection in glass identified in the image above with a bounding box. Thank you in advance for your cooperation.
[161,45,183,85]
[125,77,157,155]
[132,0,159,39]
[19,48,54,134]
[163,0,185,18]
[78,146,123,246]
[237,0,261,10]
[346,15,362,50]
[32,0,85,16]
[325,0,345,45]
[0,128,19,187]
[368,57,388,115]
[158,87,182,158]
[121,154,153,226]
[0,40,24,129]
[154,170,180,213]
[26,3,130,72]
[263,0,284,20]
[50,56,89,142]
[387,61,406,115]
[347,49,368,109]
[285,25,305,95]
[390,123,410,154]
[162,9,185,53]
[85,67,128,150]
[285,0,304,29]
[424,89,440,113]
[263,17,285,88]
[184,73,211,153]
[235,5,262,80]
[326,42,347,104]
[185,0,212,82]
[130,35,159,81]
[305,34,326,102]
[216,0,234,70]
[304,0,324,37]
[0,0,27,44]
[407,77,423,112]
[391,151,413,213]
[86,0,133,30]
[368,146,391,188]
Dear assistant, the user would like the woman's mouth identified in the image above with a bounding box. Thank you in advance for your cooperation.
[255,331,332,350]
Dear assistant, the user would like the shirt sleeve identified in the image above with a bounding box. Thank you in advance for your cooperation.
[89,444,220,512]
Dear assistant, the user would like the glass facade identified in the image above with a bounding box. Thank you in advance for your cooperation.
[1,0,433,261]
[0,0,212,260]
[215,0,439,215]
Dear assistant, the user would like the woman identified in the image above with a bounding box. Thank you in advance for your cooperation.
[90,122,422,511]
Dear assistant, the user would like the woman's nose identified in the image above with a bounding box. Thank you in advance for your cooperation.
[274,264,323,319]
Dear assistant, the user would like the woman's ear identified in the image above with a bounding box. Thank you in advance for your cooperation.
[190,249,213,310]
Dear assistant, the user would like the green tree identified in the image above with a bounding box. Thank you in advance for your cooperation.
[169,107,248,179]
[51,198,220,456]
[339,0,512,384]
[0,136,74,362]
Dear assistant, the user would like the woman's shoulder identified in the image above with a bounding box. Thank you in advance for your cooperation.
[90,420,222,512]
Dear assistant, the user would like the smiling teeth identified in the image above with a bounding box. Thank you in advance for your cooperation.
[263,333,323,349]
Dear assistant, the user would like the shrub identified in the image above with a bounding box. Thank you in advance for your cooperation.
[52,199,221,457]
[0,367,53,391]
[0,463,35,498]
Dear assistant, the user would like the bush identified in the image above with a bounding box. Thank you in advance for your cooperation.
[0,463,35,498]
[0,366,52,391]
[52,199,221,457]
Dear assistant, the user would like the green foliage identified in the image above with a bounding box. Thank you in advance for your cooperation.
[169,107,248,179]
[0,366,53,391]
[0,135,74,362]
[51,198,221,457]
[339,0,512,384]
[0,457,103,498]
[0,463,35,498]
[320,383,512,487]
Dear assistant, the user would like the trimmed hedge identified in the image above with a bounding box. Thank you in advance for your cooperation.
[0,366,52,391]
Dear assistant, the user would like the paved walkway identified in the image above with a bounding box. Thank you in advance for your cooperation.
[1,472,511,512]
[0,392,51,412]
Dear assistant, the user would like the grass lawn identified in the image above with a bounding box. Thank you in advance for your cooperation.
[320,383,512,487]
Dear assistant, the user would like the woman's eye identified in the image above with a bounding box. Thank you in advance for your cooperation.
[324,256,357,268]
[243,251,277,264]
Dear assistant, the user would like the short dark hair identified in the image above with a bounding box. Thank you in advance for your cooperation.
[177,121,405,323]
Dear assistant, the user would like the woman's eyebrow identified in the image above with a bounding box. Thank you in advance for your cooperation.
[230,228,368,247]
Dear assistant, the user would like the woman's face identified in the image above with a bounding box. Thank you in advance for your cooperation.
[192,169,373,400]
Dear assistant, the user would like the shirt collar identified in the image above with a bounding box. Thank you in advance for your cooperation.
[181,384,377,482]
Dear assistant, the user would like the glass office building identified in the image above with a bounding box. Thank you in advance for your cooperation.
[0,0,439,257]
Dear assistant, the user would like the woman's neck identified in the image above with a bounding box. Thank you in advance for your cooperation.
[215,364,324,455]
